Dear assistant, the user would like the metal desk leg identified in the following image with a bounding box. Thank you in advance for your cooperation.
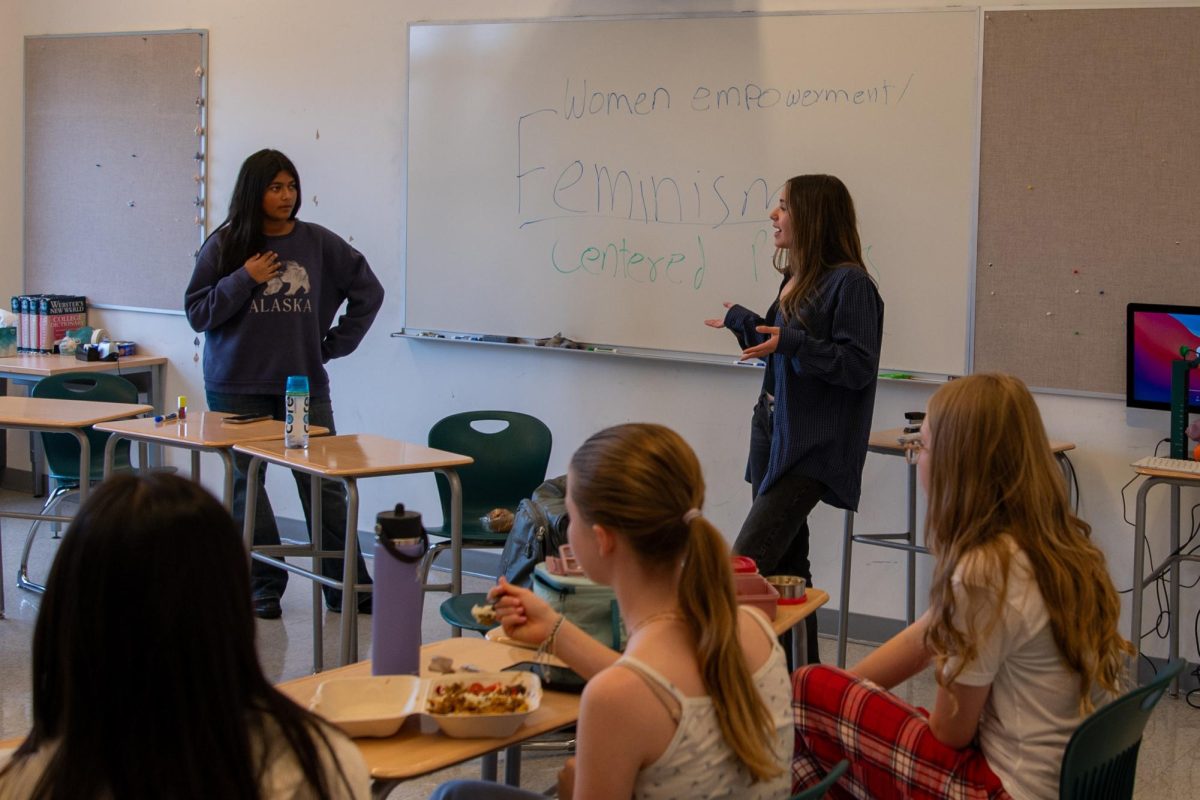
[243,457,265,557]
[30,428,43,498]
[1169,485,1181,696]
[792,620,806,667]
[1,518,6,617]
[370,780,399,800]
[442,468,464,596]
[1130,478,1185,696]
[217,450,235,510]
[190,450,201,482]
[503,745,522,785]
[481,752,498,782]
[74,432,91,501]
[312,475,325,673]
[103,434,120,480]
[905,462,917,626]
[1130,480,1151,674]
[339,478,361,667]
[837,510,854,668]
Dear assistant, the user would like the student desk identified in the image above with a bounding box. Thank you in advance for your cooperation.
[95,412,330,509]
[836,427,1075,667]
[488,589,830,666]
[278,635,579,798]
[0,396,152,611]
[235,434,473,670]
[1129,463,1200,694]
[0,354,167,493]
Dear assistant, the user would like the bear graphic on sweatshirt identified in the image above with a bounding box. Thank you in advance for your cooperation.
[263,261,310,296]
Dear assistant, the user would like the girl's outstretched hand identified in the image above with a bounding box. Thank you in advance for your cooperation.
[741,325,780,360]
[488,577,557,647]
[703,301,734,329]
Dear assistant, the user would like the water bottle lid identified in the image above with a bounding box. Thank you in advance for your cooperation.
[376,503,424,543]
[286,375,309,393]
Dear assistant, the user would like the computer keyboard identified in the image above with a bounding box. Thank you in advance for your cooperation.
[1131,456,1200,474]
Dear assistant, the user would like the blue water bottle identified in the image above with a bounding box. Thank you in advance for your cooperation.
[284,375,309,449]
[372,504,428,676]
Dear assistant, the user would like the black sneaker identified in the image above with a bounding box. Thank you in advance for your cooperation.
[252,595,282,620]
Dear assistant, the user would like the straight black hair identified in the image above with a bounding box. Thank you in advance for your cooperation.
[4,473,350,799]
[211,149,302,278]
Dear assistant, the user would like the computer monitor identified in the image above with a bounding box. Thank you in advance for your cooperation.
[1126,302,1200,412]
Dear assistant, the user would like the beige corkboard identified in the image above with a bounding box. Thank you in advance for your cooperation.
[24,31,207,312]
[975,8,1200,395]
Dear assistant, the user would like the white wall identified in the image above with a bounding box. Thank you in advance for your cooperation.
[5,0,1197,659]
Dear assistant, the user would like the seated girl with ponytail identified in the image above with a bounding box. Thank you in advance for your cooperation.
[431,423,793,800]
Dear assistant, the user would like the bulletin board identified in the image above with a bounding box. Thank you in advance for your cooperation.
[24,31,207,313]
[974,8,1200,394]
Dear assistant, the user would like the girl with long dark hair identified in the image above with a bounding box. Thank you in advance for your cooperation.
[185,149,384,618]
[706,174,884,662]
[0,473,369,798]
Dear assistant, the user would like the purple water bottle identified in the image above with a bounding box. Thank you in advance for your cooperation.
[372,504,428,676]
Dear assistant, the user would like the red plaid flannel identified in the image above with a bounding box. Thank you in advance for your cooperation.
[792,665,1012,799]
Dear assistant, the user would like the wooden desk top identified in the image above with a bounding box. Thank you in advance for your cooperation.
[770,588,828,634]
[0,396,152,428]
[868,426,1075,455]
[278,638,579,782]
[233,434,473,478]
[0,353,166,376]
[94,411,329,447]
[484,589,829,648]
[1132,466,1200,480]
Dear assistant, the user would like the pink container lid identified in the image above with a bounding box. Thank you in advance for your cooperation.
[730,555,758,574]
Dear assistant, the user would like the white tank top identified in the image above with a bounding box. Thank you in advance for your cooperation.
[616,608,794,800]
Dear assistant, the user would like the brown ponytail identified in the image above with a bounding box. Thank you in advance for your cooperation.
[570,423,782,782]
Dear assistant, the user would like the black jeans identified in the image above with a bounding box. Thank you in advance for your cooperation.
[735,392,826,665]
[206,391,371,606]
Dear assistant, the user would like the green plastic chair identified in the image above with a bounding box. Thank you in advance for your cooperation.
[421,411,552,591]
[17,372,138,593]
[1058,659,1185,800]
[790,759,848,799]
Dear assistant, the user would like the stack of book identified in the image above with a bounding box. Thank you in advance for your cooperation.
[10,295,88,354]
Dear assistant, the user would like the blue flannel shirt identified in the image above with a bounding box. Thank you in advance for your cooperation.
[724,266,883,510]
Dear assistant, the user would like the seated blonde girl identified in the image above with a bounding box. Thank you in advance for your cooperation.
[432,423,793,800]
[792,373,1132,800]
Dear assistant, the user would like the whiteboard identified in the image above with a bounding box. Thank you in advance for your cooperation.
[405,10,979,375]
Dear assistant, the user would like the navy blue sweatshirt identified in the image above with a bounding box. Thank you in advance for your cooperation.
[185,221,384,400]
[724,266,883,510]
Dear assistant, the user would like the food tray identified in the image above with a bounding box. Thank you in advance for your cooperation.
[310,671,541,739]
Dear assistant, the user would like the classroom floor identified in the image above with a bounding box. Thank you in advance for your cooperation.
[1,486,1197,798]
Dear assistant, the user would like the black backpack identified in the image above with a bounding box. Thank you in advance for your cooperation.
[497,476,569,587]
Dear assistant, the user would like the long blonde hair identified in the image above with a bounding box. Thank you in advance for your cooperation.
[569,423,781,782]
[774,174,866,323]
[923,374,1132,713]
